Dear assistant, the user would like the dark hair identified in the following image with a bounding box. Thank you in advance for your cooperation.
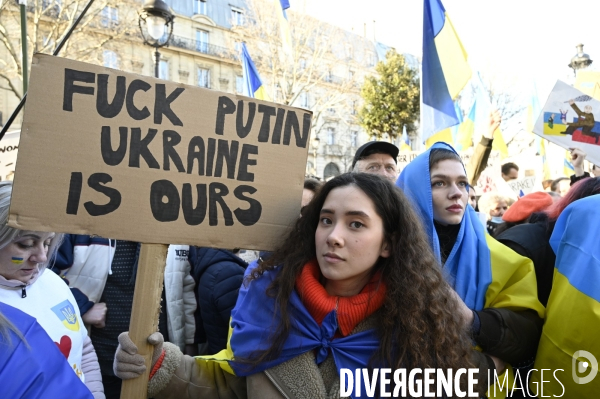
[429,148,463,171]
[542,179,554,190]
[545,177,600,221]
[550,177,568,193]
[501,162,519,176]
[242,173,473,375]
[303,178,322,193]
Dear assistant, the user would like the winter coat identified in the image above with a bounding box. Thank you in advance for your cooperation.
[54,235,196,351]
[188,247,247,354]
[496,221,555,306]
[0,302,94,399]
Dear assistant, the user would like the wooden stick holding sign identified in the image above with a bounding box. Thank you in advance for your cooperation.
[120,244,169,398]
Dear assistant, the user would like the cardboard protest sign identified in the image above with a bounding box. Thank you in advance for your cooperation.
[0,130,19,181]
[506,176,539,197]
[534,80,600,166]
[9,55,311,251]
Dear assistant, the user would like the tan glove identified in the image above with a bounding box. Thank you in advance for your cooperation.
[113,331,164,380]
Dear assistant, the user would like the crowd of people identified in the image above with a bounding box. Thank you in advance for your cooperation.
[1,134,599,398]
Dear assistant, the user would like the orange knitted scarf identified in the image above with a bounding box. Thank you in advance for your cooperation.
[295,260,386,336]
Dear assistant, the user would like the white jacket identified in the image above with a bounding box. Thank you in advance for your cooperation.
[60,241,196,351]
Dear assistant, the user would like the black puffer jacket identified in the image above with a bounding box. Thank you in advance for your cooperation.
[188,247,248,354]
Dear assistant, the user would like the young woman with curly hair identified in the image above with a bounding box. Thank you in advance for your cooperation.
[113,173,489,398]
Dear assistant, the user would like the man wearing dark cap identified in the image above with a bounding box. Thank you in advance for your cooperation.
[351,141,399,182]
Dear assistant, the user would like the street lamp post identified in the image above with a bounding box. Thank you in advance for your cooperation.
[138,0,175,78]
[312,135,321,178]
[568,44,593,77]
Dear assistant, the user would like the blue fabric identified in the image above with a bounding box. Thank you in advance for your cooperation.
[396,142,492,310]
[0,303,93,398]
[422,0,460,138]
[241,43,264,97]
[229,263,379,399]
[549,194,600,302]
[188,247,248,353]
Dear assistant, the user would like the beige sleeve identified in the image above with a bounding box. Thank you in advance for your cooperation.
[151,342,247,399]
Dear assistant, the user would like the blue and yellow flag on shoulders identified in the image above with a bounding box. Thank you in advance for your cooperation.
[532,194,600,397]
[421,0,471,143]
[241,43,270,101]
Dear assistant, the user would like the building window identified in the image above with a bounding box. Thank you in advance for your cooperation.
[324,162,341,180]
[345,44,353,59]
[351,100,358,115]
[101,6,118,27]
[325,70,333,83]
[159,59,169,80]
[299,58,306,70]
[299,92,309,108]
[198,68,210,88]
[236,75,243,93]
[326,127,335,145]
[367,52,376,66]
[194,0,207,15]
[348,70,355,80]
[350,130,358,147]
[231,7,244,25]
[103,50,118,69]
[196,30,209,53]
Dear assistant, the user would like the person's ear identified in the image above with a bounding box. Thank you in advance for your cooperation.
[380,241,391,258]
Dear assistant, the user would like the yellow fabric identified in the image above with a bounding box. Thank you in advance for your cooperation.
[425,128,454,148]
[254,86,271,101]
[491,128,508,159]
[531,271,600,397]
[196,320,236,375]
[481,235,546,398]
[455,116,474,150]
[435,13,472,100]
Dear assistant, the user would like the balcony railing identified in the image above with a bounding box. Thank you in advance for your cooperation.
[169,35,238,61]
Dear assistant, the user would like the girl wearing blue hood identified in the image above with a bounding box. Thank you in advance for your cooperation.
[397,142,545,395]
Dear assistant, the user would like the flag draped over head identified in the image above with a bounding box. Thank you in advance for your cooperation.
[564,150,575,177]
[421,0,471,142]
[277,0,292,53]
[532,195,600,397]
[241,43,270,100]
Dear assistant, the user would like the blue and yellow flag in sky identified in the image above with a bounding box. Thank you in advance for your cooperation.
[400,125,411,151]
[241,43,270,100]
[564,150,575,177]
[421,0,471,142]
[277,0,292,54]
[454,100,476,151]
[532,194,600,397]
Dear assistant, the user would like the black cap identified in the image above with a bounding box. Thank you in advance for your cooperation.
[352,141,399,169]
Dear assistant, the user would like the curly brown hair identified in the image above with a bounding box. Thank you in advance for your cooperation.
[243,173,474,378]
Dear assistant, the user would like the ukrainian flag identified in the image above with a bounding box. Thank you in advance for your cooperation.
[539,139,551,181]
[425,101,462,148]
[454,101,476,151]
[422,0,471,142]
[277,0,292,54]
[400,125,411,151]
[241,43,270,101]
[564,150,575,177]
[531,195,600,397]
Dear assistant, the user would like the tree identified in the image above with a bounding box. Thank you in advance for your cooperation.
[0,0,138,101]
[359,49,420,140]
[229,0,367,138]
